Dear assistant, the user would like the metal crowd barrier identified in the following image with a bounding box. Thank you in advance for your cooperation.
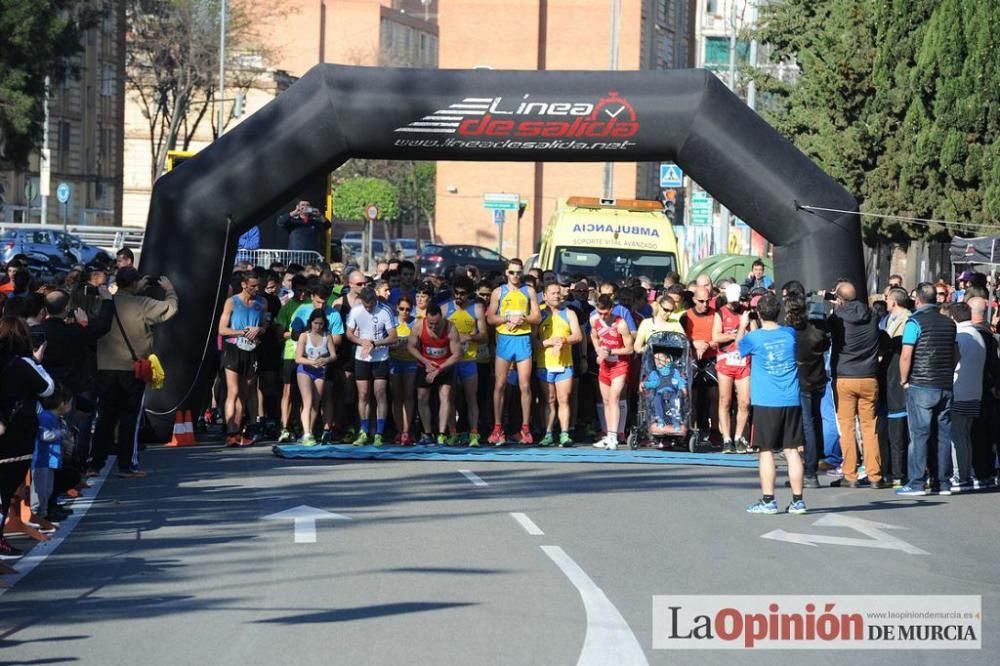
[234,248,325,267]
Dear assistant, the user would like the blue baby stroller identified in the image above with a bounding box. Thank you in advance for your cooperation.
[627,331,697,452]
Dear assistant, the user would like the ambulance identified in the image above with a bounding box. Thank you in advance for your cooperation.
[537,197,679,282]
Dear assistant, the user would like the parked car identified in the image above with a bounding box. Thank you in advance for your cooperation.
[1,226,111,267]
[342,237,389,261]
[416,244,507,279]
[395,237,420,260]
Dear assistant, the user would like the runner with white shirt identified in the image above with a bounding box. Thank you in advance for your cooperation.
[345,287,397,446]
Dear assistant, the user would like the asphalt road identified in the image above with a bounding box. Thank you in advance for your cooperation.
[0,442,997,665]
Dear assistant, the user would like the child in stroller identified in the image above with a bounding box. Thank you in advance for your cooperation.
[642,351,687,432]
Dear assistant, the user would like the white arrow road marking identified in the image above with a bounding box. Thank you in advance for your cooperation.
[262,505,351,543]
[761,514,928,555]
[541,546,649,666]
[458,469,488,487]
[510,512,544,535]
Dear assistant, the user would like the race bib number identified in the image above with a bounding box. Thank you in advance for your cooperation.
[723,351,746,367]
[426,346,447,358]
[606,354,619,364]
[236,336,258,352]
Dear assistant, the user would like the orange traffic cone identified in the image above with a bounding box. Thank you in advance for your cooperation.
[181,410,197,445]
[165,411,187,447]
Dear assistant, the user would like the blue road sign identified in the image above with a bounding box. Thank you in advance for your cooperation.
[659,163,683,188]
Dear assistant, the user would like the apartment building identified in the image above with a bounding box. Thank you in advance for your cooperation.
[436,0,696,259]
[0,1,126,227]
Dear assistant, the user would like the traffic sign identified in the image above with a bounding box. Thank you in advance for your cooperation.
[690,191,712,226]
[493,209,506,225]
[365,204,379,221]
[56,182,71,204]
[24,180,38,203]
[483,192,520,211]
[659,163,683,188]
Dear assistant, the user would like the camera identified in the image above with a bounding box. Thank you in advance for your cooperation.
[300,206,317,216]
[823,290,838,301]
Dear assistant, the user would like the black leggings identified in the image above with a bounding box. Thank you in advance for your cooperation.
[0,460,30,539]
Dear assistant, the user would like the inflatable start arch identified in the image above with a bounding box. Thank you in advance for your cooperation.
[139,65,864,437]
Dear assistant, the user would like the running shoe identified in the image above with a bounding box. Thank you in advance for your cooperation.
[352,432,369,446]
[320,429,334,444]
[538,433,554,447]
[400,432,412,446]
[238,435,255,447]
[558,432,573,447]
[373,434,385,447]
[417,432,434,445]
[301,433,317,446]
[895,483,928,496]
[592,436,608,449]
[224,433,241,448]
[518,425,533,445]
[468,432,481,447]
[746,499,779,515]
[786,500,808,515]
[735,438,749,454]
[0,538,23,560]
[721,440,736,454]
[605,437,619,450]
[278,428,293,443]
[436,433,447,445]
[488,425,506,446]
[447,432,459,447]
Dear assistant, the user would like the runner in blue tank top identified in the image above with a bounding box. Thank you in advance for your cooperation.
[218,271,270,447]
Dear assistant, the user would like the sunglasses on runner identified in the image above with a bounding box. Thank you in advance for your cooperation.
[507,270,522,276]
[397,306,411,312]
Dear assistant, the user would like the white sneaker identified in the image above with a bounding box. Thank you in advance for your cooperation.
[592,438,607,449]
[606,438,619,450]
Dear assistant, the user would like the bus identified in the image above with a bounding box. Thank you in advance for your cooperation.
[537,197,679,283]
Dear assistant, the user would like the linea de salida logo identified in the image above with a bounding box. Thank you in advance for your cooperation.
[395,91,640,140]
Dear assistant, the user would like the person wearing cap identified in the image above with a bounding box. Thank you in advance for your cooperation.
[714,284,757,453]
[954,271,973,302]
[345,286,397,446]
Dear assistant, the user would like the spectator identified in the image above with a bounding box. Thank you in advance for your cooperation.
[784,294,829,488]
[743,259,774,291]
[967,297,1000,489]
[737,293,807,514]
[896,283,958,496]
[115,247,135,271]
[887,274,903,289]
[880,288,912,487]
[0,316,55,559]
[947,302,984,493]
[91,269,178,478]
[277,201,331,254]
[30,389,72,525]
[828,280,884,488]
[634,294,684,352]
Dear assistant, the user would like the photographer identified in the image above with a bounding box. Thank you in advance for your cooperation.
[278,200,331,254]
[828,279,884,488]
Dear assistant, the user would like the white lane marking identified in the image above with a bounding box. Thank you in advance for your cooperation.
[0,462,113,596]
[458,469,488,487]
[761,514,929,555]
[510,512,544,536]
[541,545,649,666]
[262,505,351,544]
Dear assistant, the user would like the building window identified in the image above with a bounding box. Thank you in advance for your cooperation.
[662,34,673,69]
[58,121,71,170]
[102,64,114,96]
[704,35,749,70]
[706,0,719,14]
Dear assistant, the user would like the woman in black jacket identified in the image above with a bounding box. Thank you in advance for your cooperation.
[0,316,55,560]
[784,295,830,488]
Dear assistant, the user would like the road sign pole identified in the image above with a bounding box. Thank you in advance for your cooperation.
[61,202,68,237]
[498,220,504,256]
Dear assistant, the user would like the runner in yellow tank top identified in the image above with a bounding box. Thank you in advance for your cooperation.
[535,283,583,446]
[486,258,541,445]
[443,275,488,446]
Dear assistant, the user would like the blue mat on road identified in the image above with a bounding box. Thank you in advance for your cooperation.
[271,443,759,468]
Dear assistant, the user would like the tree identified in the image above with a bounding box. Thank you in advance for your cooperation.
[332,177,401,222]
[750,0,1000,240]
[125,0,277,181]
[0,0,100,167]
[332,160,436,240]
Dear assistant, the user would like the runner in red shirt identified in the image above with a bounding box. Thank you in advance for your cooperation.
[713,284,757,453]
[408,302,462,445]
[590,294,634,450]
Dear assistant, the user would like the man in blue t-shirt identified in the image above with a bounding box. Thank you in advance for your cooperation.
[737,292,807,515]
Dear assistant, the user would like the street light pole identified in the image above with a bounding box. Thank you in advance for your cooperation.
[602,0,621,199]
[217,0,227,136]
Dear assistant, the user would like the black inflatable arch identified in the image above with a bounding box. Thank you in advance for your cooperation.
[140,65,863,436]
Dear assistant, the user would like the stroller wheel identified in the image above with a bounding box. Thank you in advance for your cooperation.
[627,431,640,450]
[687,432,698,453]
